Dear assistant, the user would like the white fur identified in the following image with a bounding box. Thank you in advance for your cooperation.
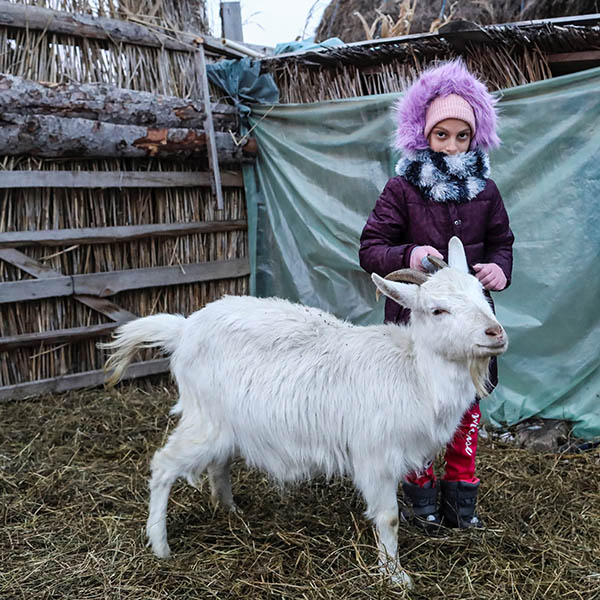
[102,238,507,587]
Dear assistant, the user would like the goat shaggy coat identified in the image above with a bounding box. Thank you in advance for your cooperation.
[102,238,508,587]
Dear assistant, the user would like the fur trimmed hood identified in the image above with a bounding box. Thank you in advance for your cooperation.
[393,60,500,154]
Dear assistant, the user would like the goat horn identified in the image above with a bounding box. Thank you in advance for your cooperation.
[375,268,428,300]
[383,268,429,285]
[426,255,448,271]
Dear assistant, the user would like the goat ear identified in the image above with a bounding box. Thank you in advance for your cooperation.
[371,273,419,308]
[448,236,468,273]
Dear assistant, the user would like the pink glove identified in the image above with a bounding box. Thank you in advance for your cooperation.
[473,263,507,291]
[410,245,444,272]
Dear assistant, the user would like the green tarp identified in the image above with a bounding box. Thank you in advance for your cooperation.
[243,67,600,439]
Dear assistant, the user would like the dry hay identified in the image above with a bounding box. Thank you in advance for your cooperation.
[315,0,600,43]
[1,385,599,599]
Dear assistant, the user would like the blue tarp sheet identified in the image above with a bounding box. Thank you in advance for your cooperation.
[242,67,600,439]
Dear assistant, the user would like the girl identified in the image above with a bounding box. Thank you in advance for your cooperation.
[359,60,514,533]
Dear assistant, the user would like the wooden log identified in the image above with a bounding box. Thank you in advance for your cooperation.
[0,73,237,130]
[0,220,248,248]
[0,114,256,161]
[0,359,170,401]
[0,171,244,189]
[548,50,600,64]
[0,258,250,303]
[0,322,121,352]
[0,0,190,50]
[0,1,245,58]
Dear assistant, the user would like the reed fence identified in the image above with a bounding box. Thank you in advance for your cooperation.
[0,0,251,398]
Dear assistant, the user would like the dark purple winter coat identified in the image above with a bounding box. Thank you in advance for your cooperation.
[359,175,514,325]
[360,175,513,391]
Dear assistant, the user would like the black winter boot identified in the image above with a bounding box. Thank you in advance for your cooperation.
[401,481,443,535]
[440,480,483,529]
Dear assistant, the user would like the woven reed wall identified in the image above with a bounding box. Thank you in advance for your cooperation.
[269,43,553,103]
[0,25,203,95]
[0,1,249,390]
[265,25,564,104]
[7,0,208,36]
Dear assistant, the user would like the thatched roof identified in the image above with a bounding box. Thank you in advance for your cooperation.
[316,0,600,43]
[272,17,600,68]
[263,15,600,103]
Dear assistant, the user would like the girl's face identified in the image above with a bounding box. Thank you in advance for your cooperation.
[427,118,472,155]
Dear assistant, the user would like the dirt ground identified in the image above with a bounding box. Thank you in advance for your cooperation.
[1,385,599,599]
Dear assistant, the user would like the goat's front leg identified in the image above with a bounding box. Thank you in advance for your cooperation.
[357,473,412,588]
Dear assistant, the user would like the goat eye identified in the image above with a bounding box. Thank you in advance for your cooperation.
[432,308,448,316]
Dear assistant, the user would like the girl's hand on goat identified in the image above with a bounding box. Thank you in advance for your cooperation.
[473,263,507,291]
[410,246,444,272]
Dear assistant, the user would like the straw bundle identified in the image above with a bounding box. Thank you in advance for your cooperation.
[0,26,204,96]
[316,0,599,42]
[267,15,600,103]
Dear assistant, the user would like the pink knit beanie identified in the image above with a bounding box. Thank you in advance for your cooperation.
[424,93,477,139]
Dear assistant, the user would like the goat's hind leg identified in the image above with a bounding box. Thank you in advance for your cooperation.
[208,459,238,512]
[355,472,412,588]
[146,424,221,558]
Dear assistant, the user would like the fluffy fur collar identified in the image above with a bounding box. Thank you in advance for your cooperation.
[395,148,490,203]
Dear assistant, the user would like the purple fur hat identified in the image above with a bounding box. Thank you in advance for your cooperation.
[393,60,500,154]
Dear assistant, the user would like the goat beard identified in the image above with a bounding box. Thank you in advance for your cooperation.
[469,357,491,399]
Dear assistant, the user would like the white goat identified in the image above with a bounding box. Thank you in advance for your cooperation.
[102,237,507,586]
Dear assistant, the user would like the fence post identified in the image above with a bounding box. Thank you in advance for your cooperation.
[195,44,225,211]
[220,1,244,42]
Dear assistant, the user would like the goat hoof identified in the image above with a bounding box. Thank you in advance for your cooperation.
[150,541,171,559]
[380,564,413,588]
[390,570,413,588]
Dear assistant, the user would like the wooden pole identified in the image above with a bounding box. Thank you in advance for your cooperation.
[0,360,170,401]
[0,0,245,57]
[0,220,248,248]
[0,257,251,303]
[220,2,244,42]
[195,44,225,210]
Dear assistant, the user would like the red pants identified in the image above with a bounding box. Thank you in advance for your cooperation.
[406,402,481,486]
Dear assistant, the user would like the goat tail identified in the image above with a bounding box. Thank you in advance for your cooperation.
[99,314,186,386]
